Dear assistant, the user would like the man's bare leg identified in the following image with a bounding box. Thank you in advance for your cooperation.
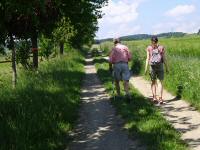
[124,80,130,95]
[115,80,120,96]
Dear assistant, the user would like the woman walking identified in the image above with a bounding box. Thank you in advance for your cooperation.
[144,36,169,105]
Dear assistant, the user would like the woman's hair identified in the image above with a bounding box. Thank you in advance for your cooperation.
[151,36,158,42]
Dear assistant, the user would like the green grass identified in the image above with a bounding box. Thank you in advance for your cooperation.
[0,63,12,87]
[100,35,200,110]
[0,50,85,150]
[94,57,188,150]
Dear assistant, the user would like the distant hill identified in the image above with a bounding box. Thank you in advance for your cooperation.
[95,32,186,43]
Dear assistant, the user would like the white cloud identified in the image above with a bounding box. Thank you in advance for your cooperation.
[106,24,141,38]
[154,4,199,34]
[96,0,144,39]
[152,20,200,34]
[100,0,140,24]
[152,22,178,34]
[175,22,200,33]
[96,1,200,39]
[165,4,196,17]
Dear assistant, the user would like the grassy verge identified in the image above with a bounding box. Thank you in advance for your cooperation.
[0,50,84,150]
[0,63,12,88]
[94,57,188,150]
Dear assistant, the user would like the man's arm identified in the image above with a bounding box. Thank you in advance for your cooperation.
[108,49,114,73]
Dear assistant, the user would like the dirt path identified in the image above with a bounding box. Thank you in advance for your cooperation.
[68,55,144,150]
[130,76,200,150]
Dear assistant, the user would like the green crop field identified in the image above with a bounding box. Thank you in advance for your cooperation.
[100,35,200,110]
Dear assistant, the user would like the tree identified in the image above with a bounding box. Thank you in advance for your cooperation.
[39,35,54,60]
[53,17,76,55]
[1,0,60,87]
[16,39,32,69]
[0,1,6,48]
[7,34,17,88]
[0,0,108,87]
[59,0,108,48]
[4,0,59,69]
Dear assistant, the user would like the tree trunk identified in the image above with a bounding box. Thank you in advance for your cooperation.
[59,42,64,55]
[10,34,17,88]
[31,33,38,69]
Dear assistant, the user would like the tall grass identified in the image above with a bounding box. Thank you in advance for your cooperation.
[0,63,12,88]
[100,35,200,110]
[0,50,84,150]
[99,41,113,55]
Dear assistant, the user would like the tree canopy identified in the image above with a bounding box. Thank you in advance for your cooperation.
[0,0,108,70]
[0,0,108,46]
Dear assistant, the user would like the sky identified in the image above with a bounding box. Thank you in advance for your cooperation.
[96,0,200,39]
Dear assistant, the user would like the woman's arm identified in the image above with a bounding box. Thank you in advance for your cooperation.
[144,50,149,74]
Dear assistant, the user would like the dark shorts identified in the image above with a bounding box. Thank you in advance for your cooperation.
[149,63,164,81]
[113,62,130,81]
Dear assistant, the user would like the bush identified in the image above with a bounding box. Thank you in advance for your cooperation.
[16,39,32,69]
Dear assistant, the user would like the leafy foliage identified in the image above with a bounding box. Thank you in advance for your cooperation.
[16,39,32,69]
[39,35,54,60]
[53,17,76,44]
[0,44,6,55]
[0,0,108,68]
[1,0,108,46]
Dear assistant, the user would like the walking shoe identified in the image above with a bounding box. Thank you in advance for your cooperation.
[158,97,166,104]
[155,100,166,106]
[152,99,158,104]
[151,96,158,103]
[159,100,166,104]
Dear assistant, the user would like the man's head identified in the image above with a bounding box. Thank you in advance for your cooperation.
[151,36,158,45]
[113,37,120,45]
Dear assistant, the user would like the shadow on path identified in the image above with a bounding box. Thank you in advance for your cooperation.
[131,75,200,150]
[68,57,144,150]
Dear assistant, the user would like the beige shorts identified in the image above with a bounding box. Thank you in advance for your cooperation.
[113,62,130,81]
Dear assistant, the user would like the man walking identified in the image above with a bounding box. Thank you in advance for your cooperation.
[109,38,132,100]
